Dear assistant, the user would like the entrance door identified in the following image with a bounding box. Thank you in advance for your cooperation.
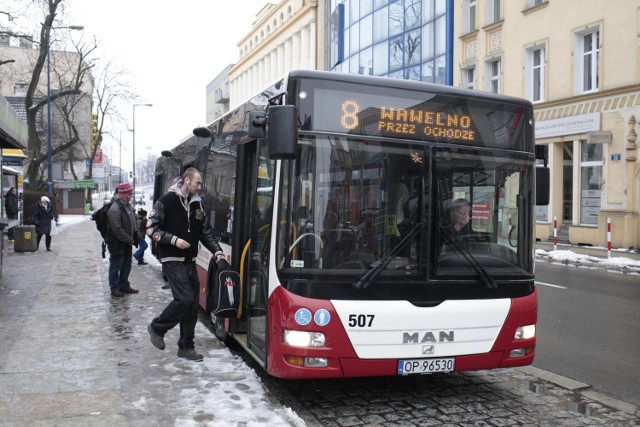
[242,141,274,364]
[562,142,573,221]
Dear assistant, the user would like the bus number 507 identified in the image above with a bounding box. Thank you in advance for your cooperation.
[348,314,374,327]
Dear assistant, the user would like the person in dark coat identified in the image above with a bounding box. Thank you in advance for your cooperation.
[133,208,149,265]
[106,182,139,297]
[33,196,54,251]
[4,187,19,243]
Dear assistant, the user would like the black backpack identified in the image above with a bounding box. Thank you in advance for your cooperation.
[206,258,241,318]
[91,202,112,258]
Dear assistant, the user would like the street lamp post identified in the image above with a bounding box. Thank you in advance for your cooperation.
[118,130,131,185]
[132,103,152,203]
[46,25,83,194]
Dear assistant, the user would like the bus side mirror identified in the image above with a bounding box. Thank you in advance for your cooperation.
[267,105,298,160]
[248,112,266,139]
[536,167,550,206]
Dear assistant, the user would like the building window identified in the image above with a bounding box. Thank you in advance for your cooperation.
[329,4,345,68]
[525,45,545,102]
[462,66,476,89]
[485,58,501,93]
[579,141,602,225]
[463,0,476,34]
[574,26,599,94]
[486,0,501,25]
[527,0,545,7]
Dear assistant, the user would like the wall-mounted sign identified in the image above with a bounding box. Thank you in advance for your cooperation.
[587,131,612,144]
[535,112,600,139]
[611,153,621,162]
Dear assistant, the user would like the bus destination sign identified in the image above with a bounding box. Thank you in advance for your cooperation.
[312,88,478,144]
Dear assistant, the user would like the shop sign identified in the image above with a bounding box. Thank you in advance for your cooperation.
[535,112,600,139]
[74,180,94,189]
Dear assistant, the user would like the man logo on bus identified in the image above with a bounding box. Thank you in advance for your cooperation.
[402,331,455,343]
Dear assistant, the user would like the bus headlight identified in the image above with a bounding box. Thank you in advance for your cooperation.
[514,324,536,340]
[283,330,326,347]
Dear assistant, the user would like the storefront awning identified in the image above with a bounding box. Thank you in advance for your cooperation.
[2,148,28,166]
[0,97,28,149]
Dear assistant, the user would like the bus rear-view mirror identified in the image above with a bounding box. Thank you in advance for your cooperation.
[267,105,298,160]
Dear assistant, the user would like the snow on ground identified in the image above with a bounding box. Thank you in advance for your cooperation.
[535,248,640,274]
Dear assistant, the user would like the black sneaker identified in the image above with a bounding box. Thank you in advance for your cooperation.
[147,324,166,350]
[121,286,139,294]
[177,348,203,361]
[111,290,124,297]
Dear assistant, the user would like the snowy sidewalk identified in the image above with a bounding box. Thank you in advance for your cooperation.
[0,215,304,426]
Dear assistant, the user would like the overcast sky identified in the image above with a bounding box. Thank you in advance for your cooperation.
[66,0,270,171]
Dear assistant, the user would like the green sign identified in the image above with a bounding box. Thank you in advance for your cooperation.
[74,180,94,189]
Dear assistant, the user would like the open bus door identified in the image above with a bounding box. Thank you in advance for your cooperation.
[235,140,274,366]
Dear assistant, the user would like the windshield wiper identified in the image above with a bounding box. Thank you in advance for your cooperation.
[353,221,425,290]
[439,228,498,289]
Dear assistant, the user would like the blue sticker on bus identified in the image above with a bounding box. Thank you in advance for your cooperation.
[314,309,331,326]
[294,308,312,326]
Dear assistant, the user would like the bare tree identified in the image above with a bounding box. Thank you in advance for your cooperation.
[91,58,137,180]
[14,0,97,187]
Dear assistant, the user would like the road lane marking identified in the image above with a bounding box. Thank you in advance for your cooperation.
[535,281,567,289]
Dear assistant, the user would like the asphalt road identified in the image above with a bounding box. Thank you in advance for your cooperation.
[534,262,640,407]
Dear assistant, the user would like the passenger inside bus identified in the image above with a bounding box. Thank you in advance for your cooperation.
[449,198,472,239]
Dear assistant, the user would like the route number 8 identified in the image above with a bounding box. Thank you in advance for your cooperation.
[341,100,360,130]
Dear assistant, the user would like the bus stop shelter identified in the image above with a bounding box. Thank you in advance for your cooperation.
[0,96,29,277]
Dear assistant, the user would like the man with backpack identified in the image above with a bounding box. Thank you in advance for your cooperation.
[107,182,139,297]
[147,168,225,361]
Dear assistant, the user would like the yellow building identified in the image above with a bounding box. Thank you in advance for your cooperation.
[453,0,640,249]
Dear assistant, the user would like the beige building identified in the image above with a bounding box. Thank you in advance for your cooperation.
[228,0,323,109]
[453,0,640,249]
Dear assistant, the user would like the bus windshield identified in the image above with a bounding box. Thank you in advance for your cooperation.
[277,135,535,294]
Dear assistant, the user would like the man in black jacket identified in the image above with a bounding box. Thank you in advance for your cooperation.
[147,167,225,361]
[107,182,139,297]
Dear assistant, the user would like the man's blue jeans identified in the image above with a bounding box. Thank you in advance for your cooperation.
[133,238,148,259]
[109,247,132,292]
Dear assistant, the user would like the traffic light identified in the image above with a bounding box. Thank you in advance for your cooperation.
[91,114,99,149]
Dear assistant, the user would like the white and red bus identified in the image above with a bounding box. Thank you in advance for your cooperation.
[153,70,549,379]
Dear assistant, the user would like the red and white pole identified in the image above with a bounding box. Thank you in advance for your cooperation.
[553,216,558,251]
[607,217,611,259]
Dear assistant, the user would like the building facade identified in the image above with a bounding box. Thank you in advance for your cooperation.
[206,64,234,124]
[228,0,322,109]
[453,0,640,249]
[324,0,453,84]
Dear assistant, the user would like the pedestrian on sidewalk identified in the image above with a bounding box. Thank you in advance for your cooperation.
[4,187,19,243]
[106,182,139,297]
[33,195,54,251]
[147,167,226,361]
[133,208,149,265]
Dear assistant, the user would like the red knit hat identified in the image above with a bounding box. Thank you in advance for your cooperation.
[118,183,133,194]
